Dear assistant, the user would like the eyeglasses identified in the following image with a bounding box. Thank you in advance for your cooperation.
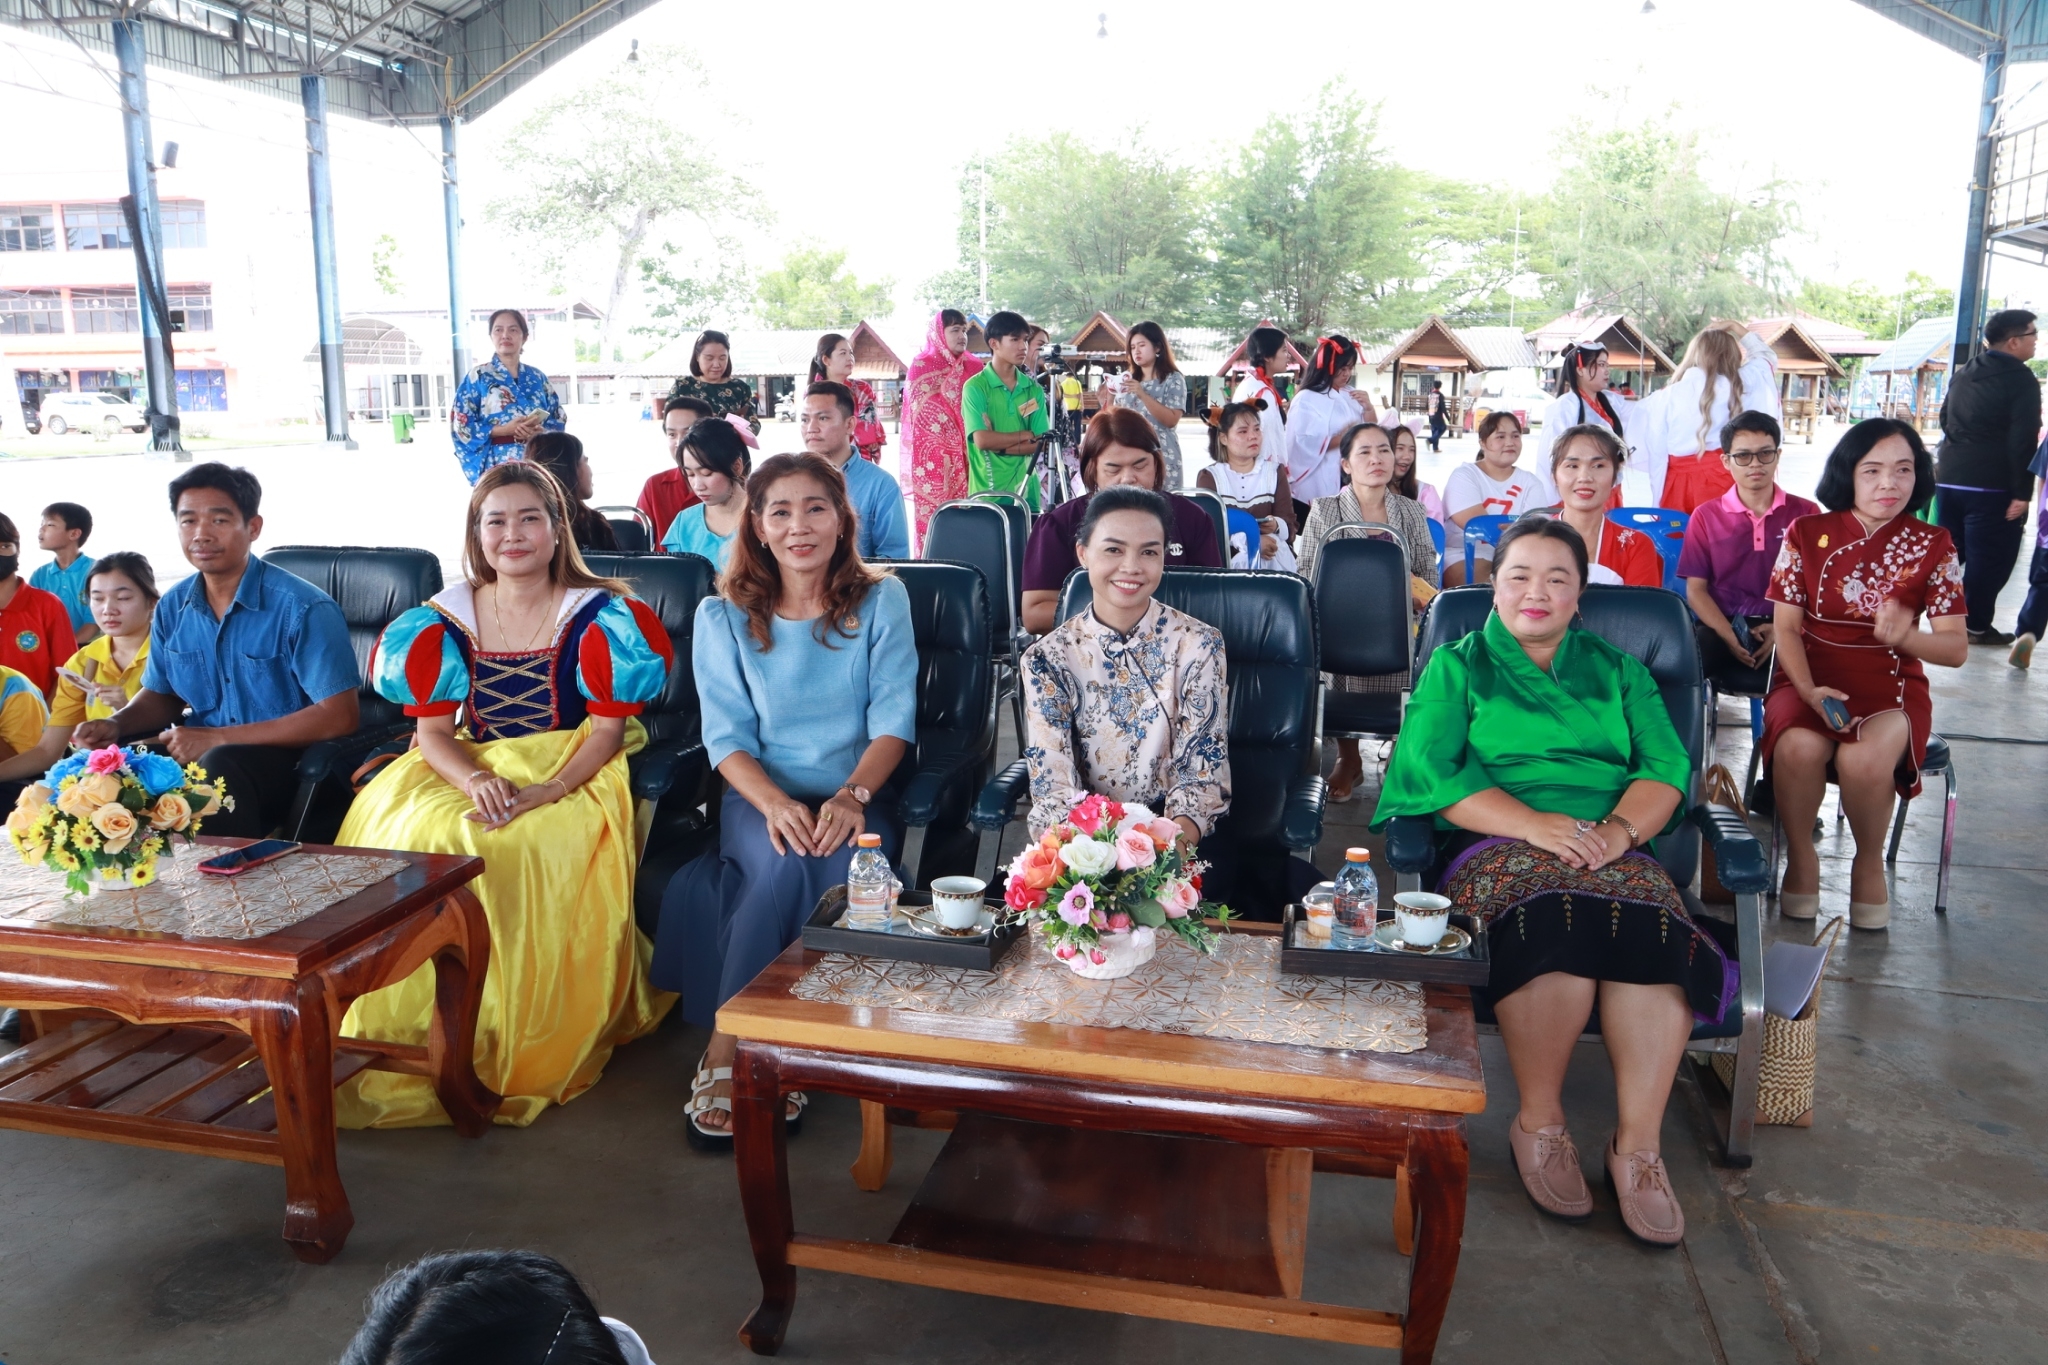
[1727,448,1780,466]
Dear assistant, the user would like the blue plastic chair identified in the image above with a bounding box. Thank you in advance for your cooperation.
[1460,513,1517,581]
[1609,506,1690,592]
[1425,517,1446,569]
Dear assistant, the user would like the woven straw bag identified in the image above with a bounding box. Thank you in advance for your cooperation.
[1714,917,1844,1127]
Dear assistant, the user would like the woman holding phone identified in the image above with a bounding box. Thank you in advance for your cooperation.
[1108,321,1189,489]
[0,552,157,785]
[1760,419,1966,930]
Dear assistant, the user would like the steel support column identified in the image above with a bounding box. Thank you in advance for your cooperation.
[440,115,470,393]
[303,74,352,447]
[113,19,182,454]
[1955,42,2007,368]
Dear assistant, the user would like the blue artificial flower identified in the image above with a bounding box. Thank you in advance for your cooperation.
[43,751,89,787]
[128,749,188,798]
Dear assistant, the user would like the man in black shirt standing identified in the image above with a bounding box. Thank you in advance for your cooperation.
[1936,308,2042,644]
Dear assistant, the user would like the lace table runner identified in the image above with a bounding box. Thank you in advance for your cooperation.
[792,931,1428,1054]
[0,850,407,941]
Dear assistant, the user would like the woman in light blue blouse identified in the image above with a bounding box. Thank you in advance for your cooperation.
[659,416,751,567]
[451,308,566,485]
[650,452,916,1147]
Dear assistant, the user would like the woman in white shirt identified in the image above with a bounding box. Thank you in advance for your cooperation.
[1635,326,1781,513]
[1197,398,1297,570]
[1283,335,1378,517]
[1441,411,1548,585]
[1537,341,1638,500]
[1232,326,1294,507]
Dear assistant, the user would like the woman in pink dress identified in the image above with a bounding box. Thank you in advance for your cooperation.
[904,309,984,545]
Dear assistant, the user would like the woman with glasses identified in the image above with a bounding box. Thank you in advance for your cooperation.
[1676,412,1818,690]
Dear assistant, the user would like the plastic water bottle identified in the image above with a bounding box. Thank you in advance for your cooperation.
[1333,847,1379,949]
[845,833,895,932]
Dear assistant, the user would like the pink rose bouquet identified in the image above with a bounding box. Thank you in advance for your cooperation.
[1002,797,1231,962]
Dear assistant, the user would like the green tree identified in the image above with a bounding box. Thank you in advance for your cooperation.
[1795,272,1953,341]
[634,246,753,342]
[371,234,402,296]
[487,47,766,359]
[1206,83,1413,336]
[1390,177,1553,330]
[755,243,893,329]
[957,134,1203,332]
[1538,110,1793,355]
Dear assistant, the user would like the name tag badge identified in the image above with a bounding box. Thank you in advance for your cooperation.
[1017,398,1039,418]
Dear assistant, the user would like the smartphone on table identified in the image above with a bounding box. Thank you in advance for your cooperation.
[196,839,302,877]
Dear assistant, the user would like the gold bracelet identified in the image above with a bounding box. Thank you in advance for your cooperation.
[546,777,569,800]
[1606,814,1641,850]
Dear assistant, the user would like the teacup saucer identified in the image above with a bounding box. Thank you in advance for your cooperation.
[897,905,994,939]
[1373,922,1471,956]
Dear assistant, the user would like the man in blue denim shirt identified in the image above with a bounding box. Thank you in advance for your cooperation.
[71,464,360,837]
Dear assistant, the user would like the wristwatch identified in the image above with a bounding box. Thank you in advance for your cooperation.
[839,783,872,808]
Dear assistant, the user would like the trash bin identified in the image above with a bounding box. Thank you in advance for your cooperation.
[392,411,415,444]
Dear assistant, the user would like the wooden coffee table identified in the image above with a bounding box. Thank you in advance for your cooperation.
[0,838,497,1263]
[719,929,1485,1364]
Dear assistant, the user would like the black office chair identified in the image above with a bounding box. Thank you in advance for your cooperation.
[970,568,1327,920]
[595,506,655,553]
[1183,488,1231,569]
[263,546,443,843]
[582,552,720,937]
[1381,585,1769,1166]
[1314,532,1415,745]
[924,499,1028,750]
[869,561,999,888]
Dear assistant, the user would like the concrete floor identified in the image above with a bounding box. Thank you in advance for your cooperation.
[4,572,2047,1364]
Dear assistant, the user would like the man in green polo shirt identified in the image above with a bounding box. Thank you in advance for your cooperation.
[961,310,1052,510]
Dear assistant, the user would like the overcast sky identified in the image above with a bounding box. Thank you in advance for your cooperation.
[4,0,2045,331]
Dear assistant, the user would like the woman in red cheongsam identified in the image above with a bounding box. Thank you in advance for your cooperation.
[1761,419,1967,931]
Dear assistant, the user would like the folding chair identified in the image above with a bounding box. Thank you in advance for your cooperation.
[1608,506,1689,592]
[1459,513,1516,582]
[595,505,655,553]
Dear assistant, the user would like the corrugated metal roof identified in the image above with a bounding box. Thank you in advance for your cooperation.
[1457,326,1539,370]
[1866,317,1954,373]
[1163,328,1233,370]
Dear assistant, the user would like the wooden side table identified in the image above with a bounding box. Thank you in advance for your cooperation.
[719,936,1485,1365]
[0,839,497,1263]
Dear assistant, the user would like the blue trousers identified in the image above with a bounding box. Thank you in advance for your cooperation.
[651,787,901,1028]
[1936,487,2028,631]
[2017,545,2048,640]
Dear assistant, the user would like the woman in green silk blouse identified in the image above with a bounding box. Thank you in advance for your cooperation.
[1375,519,1729,1249]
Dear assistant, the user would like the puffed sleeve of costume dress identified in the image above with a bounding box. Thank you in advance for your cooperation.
[369,606,471,715]
[576,595,674,717]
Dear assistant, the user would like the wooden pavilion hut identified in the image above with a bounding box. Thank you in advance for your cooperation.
[1376,315,1491,423]
[844,320,909,419]
[1853,317,1953,432]
[1744,319,1846,442]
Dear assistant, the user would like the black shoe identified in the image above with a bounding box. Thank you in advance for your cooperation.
[1969,627,2016,646]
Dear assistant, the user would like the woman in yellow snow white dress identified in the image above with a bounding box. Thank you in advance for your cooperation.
[335,460,674,1127]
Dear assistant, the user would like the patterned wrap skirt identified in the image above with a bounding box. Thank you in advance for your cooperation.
[1441,836,1736,1023]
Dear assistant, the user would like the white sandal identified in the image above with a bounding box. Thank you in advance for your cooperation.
[686,1059,807,1150]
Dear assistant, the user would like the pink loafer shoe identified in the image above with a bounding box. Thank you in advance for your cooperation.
[1509,1119,1593,1221]
[1605,1138,1685,1247]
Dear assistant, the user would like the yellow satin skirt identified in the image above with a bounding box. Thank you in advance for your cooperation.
[334,720,675,1128]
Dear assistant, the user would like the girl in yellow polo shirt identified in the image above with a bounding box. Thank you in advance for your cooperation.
[0,553,156,784]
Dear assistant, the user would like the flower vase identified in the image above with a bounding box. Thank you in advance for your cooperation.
[86,866,145,895]
[1056,925,1157,980]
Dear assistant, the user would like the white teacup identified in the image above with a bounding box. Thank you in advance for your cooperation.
[930,876,989,930]
[1393,892,1453,947]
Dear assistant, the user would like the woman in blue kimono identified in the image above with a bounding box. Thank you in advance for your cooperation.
[451,308,566,484]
